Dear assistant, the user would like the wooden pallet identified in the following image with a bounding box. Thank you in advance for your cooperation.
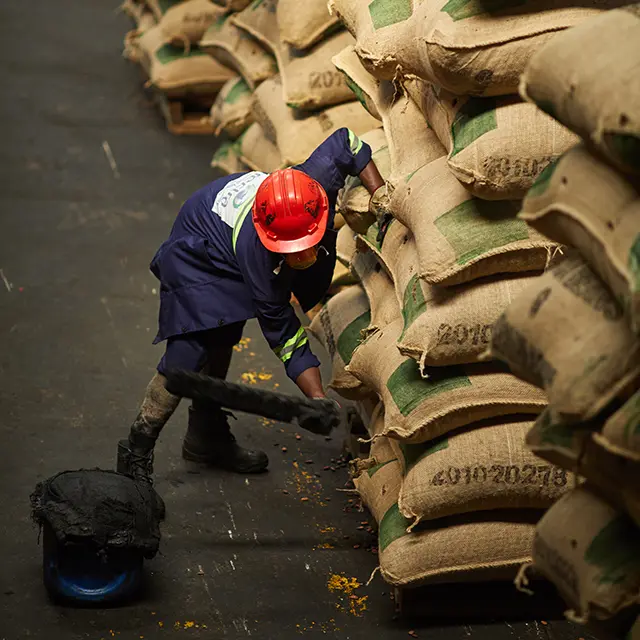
[154,90,215,136]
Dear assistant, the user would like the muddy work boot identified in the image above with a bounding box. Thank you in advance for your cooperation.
[117,434,156,484]
[117,434,166,519]
[182,406,269,473]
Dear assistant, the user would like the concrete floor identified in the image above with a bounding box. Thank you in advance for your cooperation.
[0,1,603,639]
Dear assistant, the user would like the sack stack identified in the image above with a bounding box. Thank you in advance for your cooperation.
[121,0,236,133]
[485,7,640,634]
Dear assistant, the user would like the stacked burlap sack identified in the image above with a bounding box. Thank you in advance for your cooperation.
[121,0,236,131]
[483,7,640,635]
[201,0,380,171]
[302,0,640,607]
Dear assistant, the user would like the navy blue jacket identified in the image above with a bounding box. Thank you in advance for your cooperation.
[150,128,372,380]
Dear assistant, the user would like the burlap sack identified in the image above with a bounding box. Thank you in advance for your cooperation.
[347,318,547,444]
[528,410,640,526]
[212,0,251,9]
[278,0,341,50]
[121,0,147,24]
[328,0,422,81]
[354,435,402,524]
[350,245,401,334]
[333,46,445,187]
[137,25,234,96]
[357,218,406,287]
[238,122,283,172]
[333,213,346,231]
[331,261,357,289]
[251,76,381,166]
[280,31,355,111]
[414,0,625,97]
[378,223,538,367]
[336,225,357,267]
[156,0,224,48]
[381,509,538,587]
[210,140,249,174]
[418,85,578,200]
[353,422,538,587]
[520,6,640,176]
[200,15,277,90]
[391,157,556,287]
[336,128,389,234]
[531,486,640,622]
[492,253,640,423]
[520,144,640,332]
[209,76,254,137]
[631,617,640,640]
[231,0,280,57]
[123,10,157,63]
[597,391,640,464]
[308,285,372,400]
[393,417,572,524]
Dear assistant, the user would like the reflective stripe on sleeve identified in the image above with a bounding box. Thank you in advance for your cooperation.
[273,327,309,364]
[347,129,363,155]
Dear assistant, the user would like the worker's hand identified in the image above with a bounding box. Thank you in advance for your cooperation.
[368,184,393,223]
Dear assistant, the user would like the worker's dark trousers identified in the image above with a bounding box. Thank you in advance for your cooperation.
[129,323,246,443]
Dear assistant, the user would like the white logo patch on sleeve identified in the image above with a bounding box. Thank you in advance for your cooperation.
[212,171,268,228]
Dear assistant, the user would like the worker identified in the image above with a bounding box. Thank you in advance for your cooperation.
[117,128,384,483]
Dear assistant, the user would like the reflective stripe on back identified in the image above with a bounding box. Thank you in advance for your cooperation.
[212,172,268,242]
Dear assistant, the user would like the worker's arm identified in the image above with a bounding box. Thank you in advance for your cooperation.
[235,234,325,397]
[359,159,385,195]
[296,366,325,399]
[293,128,382,218]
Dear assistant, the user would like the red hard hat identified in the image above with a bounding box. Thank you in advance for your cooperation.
[253,168,329,253]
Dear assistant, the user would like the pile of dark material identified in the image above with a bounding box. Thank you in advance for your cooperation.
[31,469,162,559]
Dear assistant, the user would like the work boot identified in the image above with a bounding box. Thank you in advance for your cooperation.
[117,434,166,519]
[182,406,269,473]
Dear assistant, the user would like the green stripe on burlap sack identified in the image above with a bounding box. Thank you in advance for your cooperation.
[209,76,254,138]
[350,245,401,334]
[491,253,640,423]
[597,391,640,463]
[137,25,234,96]
[278,0,341,50]
[390,157,555,286]
[392,418,573,524]
[520,6,640,176]
[308,285,372,401]
[390,227,537,366]
[520,143,640,333]
[419,85,577,200]
[252,76,380,166]
[210,140,249,175]
[200,15,276,90]
[530,486,640,623]
[238,122,283,173]
[280,31,355,111]
[416,0,624,97]
[337,128,389,234]
[347,318,547,443]
[328,0,422,81]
